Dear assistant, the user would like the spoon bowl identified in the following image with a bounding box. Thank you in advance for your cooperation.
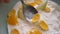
[20,0,38,22]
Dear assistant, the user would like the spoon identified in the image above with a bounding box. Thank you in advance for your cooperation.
[20,0,38,22]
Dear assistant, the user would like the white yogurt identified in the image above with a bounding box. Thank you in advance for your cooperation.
[8,0,60,34]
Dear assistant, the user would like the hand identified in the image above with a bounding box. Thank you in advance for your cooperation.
[0,0,10,3]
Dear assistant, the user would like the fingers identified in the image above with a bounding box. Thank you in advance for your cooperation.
[0,0,10,3]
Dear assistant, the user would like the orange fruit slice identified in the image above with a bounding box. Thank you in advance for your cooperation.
[11,29,20,34]
[29,2,37,7]
[29,28,42,34]
[39,20,48,30]
[32,13,40,23]
[7,15,18,25]
[34,0,43,5]
[44,7,50,12]
[8,9,16,17]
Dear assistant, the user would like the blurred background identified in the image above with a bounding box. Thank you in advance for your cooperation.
[0,0,60,34]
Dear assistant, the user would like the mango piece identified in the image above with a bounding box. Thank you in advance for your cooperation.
[34,0,43,5]
[39,20,48,30]
[44,7,50,12]
[29,28,42,34]
[7,15,18,25]
[32,13,40,23]
[11,29,20,34]
[8,9,16,17]
[29,2,37,7]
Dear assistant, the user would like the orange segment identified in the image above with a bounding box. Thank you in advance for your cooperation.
[8,9,16,17]
[34,0,43,5]
[39,20,48,31]
[29,2,37,7]
[7,15,18,25]
[44,7,50,12]
[32,13,40,23]
[7,9,18,25]
[11,29,20,34]
[29,28,42,34]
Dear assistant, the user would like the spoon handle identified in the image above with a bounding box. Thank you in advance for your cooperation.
[20,0,25,5]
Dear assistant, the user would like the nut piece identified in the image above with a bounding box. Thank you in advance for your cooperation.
[11,29,20,34]
[32,13,40,23]
[29,28,42,34]
[39,20,48,31]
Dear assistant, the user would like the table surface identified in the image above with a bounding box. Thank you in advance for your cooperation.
[0,0,60,34]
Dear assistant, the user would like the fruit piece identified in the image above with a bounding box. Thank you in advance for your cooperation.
[18,6,25,20]
[34,0,42,5]
[37,0,48,10]
[11,29,20,34]
[29,2,37,7]
[32,13,40,23]
[43,7,50,12]
[41,0,48,10]
[18,11,24,20]
[39,20,48,30]
[7,9,18,25]
[7,15,18,25]
[29,28,42,34]
[8,9,16,17]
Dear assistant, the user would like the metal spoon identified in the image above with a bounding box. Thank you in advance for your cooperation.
[20,0,38,22]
